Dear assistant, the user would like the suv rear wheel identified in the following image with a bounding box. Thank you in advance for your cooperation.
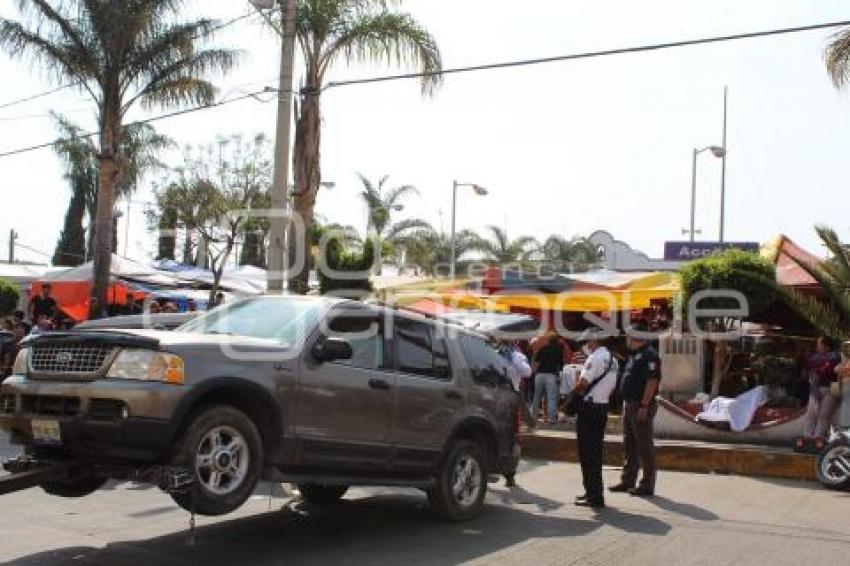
[297,484,349,504]
[428,439,487,522]
[170,405,263,516]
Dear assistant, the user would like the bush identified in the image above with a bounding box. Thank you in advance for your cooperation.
[678,249,777,327]
[318,238,375,298]
[0,279,20,317]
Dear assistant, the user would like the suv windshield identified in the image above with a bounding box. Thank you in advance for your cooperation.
[178,296,325,346]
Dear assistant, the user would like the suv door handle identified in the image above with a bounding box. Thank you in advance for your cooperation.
[368,378,391,391]
[445,391,463,401]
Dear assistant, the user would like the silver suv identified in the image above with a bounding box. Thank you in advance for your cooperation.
[1,296,523,521]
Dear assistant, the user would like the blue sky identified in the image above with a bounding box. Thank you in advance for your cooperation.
[1,0,850,265]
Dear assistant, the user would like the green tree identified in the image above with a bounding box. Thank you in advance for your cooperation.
[1,0,238,316]
[474,226,538,265]
[152,135,272,303]
[678,249,777,397]
[0,279,20,317]
[282,0,442,293]
[403,228,479,277]
[358,173,431,274]
[318,237,375,298]
[540,235,602,272]
[50,114,172,262]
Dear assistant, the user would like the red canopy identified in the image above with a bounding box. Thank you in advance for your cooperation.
[763,235,823,291]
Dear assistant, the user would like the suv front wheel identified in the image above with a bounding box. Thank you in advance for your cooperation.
[170,405,263,516]
[428,439,487,522]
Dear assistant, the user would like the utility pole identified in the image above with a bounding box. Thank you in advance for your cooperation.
[8,229,17,263]
[719,85,729,243]
[258,0,298,293]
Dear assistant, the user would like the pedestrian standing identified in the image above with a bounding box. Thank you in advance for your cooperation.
[532,334,564,425]
[574,329,618,508]
[803,336,841,439]
[610,324,661,497]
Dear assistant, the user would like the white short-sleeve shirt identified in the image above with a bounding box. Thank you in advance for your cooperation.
[579,346,619,404]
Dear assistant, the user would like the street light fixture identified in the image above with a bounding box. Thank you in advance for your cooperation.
[685,145,725,243]
[451,180,488,279]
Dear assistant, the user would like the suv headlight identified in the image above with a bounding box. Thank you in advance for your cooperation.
[12,348,28,375]
[107,349,184,384]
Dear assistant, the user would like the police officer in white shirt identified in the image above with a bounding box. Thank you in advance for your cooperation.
[573,329,619,508]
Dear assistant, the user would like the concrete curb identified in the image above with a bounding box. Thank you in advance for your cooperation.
[521,431,817,482]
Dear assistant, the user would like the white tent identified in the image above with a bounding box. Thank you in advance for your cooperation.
[42,254,180,287]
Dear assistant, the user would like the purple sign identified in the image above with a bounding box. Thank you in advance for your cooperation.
[664,241,760,261]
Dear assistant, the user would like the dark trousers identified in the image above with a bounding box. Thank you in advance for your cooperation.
[576,401,609,502]
[621,402,658,491]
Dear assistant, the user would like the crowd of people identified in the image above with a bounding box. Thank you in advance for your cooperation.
[1,285,226,377]
[493,325,661,508]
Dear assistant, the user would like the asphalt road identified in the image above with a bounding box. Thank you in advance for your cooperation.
[1,431,849,565]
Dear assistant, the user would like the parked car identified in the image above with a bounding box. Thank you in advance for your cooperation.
[0,296,523,521]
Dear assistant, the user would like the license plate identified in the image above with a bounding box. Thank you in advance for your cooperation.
[31,419,62,445]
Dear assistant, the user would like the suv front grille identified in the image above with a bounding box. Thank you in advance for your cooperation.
[29,343,115,375]
[21,395,81,418]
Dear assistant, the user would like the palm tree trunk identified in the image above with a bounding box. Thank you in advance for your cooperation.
[289,87,322,294]
[90,106,121,319]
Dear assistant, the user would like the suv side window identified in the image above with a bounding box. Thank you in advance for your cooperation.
[459,334,512,390]
[325,315,385,370]
[394,318,451,379]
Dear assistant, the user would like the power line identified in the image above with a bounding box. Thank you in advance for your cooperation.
[2,18,849,158]
[0,84,79,110]
[0,7,269,112]
[0,87,282,159]
[324,18,850,90]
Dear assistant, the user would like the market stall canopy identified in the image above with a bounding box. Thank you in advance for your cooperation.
[43,255,180,287]
[761,235,823,291]
[433,271,679,313]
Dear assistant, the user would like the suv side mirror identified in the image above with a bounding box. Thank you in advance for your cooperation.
[312,337,353,363]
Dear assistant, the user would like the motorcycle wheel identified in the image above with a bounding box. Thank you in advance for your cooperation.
[816,439,850,490]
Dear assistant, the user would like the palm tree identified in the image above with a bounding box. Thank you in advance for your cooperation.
[404,228,480,277]
[825,28,850,88]
[359,173,431,274]
[767,226,850,341]
[1,1,237,316]
[286,0,442,292]
[541,235,602,272]
[51,114,172,260]
[475,226,538,265]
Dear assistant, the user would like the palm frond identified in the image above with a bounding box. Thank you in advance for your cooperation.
[825,27,850,88]
[385,218,432,241]
[321,11,442,94]
[384,183,419,206]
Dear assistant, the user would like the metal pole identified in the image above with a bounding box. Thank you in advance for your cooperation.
[123,198,131,257]
[690,148,698,242]
[450,181,458,280]
[266,0,298,293]
[719,85,728,242]
[8,229,16,263]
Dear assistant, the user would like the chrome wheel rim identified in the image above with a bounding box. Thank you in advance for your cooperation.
[821,444,850,484]
[451,453,482,508]
[195,426,249,496]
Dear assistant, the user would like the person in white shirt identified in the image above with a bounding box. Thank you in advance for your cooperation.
[502,340,532,392]
[573,329,618,508]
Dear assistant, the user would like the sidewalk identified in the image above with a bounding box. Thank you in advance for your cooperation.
[521,428,818,481]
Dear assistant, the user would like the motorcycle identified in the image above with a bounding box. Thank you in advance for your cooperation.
[816,426,850,490]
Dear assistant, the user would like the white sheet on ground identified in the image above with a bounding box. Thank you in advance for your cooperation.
[695,385,769,432]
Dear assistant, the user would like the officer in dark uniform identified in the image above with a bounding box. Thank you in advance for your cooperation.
[609,323,661,497]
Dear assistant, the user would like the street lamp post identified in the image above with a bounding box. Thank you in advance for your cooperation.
[450,180,488,279]
[685,145,725,242]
